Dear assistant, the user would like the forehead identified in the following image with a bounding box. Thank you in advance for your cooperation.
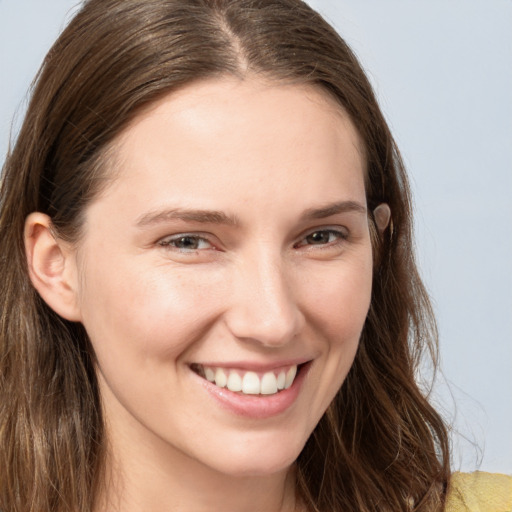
[115,75,364,164]
[89,77,366,223]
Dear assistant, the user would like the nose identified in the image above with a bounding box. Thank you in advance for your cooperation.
[224,251,305,348]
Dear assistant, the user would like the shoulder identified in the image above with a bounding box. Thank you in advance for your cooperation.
[446,471,512,512]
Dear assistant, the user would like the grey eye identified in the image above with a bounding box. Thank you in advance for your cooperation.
[159,235,212,251]
[305,231,334,245]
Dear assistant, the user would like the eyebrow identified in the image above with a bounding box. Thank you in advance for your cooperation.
[300,200,367,221]
[135,208,240,228]
[135,200,367,229]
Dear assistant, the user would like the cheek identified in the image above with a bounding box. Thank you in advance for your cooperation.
[77,255,226,365]
[301,255,373,404]
[302,255,373,340]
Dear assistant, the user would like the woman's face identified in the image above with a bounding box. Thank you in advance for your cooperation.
[74,77,373,477]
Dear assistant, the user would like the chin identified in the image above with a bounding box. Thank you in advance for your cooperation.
[201,435,305,478]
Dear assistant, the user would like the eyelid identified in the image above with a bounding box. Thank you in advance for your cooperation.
[294,227,349,249]
[157,233,217,251]
[155,226,348,253]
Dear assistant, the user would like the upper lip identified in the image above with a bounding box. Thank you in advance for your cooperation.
[188,357,312,372]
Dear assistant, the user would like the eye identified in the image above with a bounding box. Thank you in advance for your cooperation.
[158,234,214,252]
[295,229,347,248]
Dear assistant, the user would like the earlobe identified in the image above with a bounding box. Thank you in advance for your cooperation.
[24,212,82,322]
[373,203,391,232]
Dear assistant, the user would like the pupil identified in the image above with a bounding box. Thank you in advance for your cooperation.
[308,231,329,244]
[178,237,198,249]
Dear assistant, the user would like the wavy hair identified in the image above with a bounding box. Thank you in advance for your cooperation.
[0,0,450,510]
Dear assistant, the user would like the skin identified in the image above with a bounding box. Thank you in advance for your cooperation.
[26,77,380,512]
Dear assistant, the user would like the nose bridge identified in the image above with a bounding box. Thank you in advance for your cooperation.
[227,245,303,347]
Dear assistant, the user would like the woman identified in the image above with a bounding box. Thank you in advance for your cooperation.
[1,0,502,510]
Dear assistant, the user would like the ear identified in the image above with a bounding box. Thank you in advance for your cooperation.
[24,212,82,322]
[373,203,391,232]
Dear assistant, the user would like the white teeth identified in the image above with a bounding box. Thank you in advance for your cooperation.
[198,364,299,395]
[242,372,261,394]
[284,366,297,389]
[226,372,242,392]
[277,371,286,390]
[214,368,227,388]
[260,372,278,395]
[205,367,216,382]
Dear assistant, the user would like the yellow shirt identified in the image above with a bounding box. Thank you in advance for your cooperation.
[446,472,512,512]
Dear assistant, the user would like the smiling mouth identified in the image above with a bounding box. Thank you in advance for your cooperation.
[190,363,302,396]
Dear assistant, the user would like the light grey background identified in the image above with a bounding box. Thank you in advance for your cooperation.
[1,0,511,473]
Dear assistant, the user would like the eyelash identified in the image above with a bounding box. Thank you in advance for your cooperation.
[157,228,347,253]
[158,234,214,252]
[294,228,348,249]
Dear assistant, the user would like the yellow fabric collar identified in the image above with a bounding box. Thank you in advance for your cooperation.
[446,472,512,512]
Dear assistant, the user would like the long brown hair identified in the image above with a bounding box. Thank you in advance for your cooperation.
[0,0,450,510]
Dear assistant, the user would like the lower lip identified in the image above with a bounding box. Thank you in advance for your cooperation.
[195,363,311,419]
